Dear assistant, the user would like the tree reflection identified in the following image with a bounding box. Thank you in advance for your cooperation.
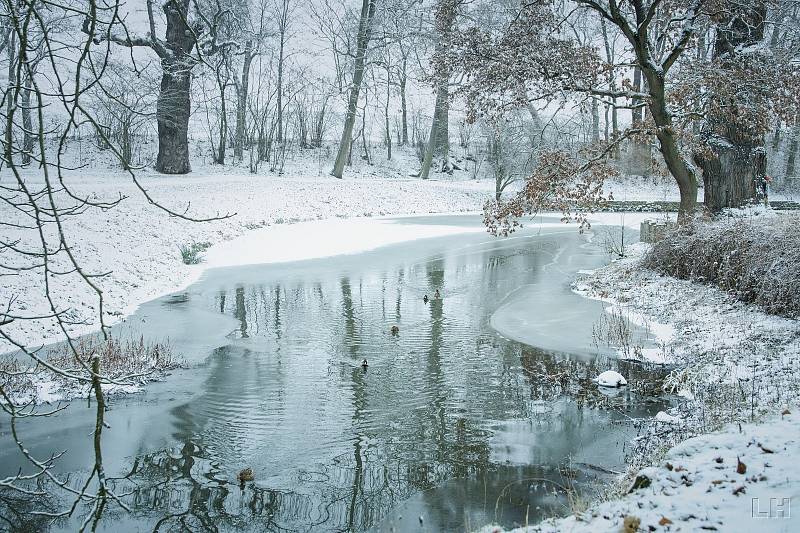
[1,232,671,531]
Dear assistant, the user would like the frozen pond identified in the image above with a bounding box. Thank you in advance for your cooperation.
[0,215,670,532]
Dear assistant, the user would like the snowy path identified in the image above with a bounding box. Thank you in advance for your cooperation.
[0,172,493,354]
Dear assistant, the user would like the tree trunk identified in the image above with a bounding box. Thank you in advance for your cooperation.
[312,97,327,148]
[627,65,650,174]
[419,82,448,179]
[420,1,456,179]
[591,97,599,142]
[4,28,16,165]
[21,72,33,165]
[215,73,228,165]
[642,71,698,218]
[234,41,253,160]
[331,0,376,179]
[156,61,192,174]
[277,34,285,144]
[155,0,195,174]
[631,66,642,126]
[435,83,449,153]
[121,119,132,169]
[694,2,767,213]
[786,126,799,177]
[697,138,765,211]
[399,61,408,145]
[385,66,392,160]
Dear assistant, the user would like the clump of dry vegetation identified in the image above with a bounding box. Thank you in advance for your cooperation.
[642,213,800,318]
[1,336,178,404]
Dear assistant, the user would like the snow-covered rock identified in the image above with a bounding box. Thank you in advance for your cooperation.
[595,370,627,387]
[654,411,683,424]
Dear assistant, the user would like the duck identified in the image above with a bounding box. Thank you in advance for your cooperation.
[390,325,399,335]
[434,289,441,299]
[361,359,369,369]
[238,468,254,485]
[423,294,429,304]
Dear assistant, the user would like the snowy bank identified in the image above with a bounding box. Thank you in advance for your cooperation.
[573,240,800,369]
[480,411,800,533]
[204,215,485,269]
[484,220,800,533]
[0,171,494,355]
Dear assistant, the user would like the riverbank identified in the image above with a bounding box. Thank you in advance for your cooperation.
[482,220,800,532]
[0,171,494,356]
[481,411,800,533]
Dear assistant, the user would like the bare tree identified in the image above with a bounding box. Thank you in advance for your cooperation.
[84,0,233,174]
[1,2,232,527]
[331,0,377,179]
[272,0,297,145]
[234,39,255,160]
[419,0,459,179]
[92,61,158,169]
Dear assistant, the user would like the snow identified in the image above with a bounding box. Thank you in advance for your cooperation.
[603,176,702,203]
[0,168,494,355]
[18,376,142,406]
[485,221,800,533]
[654,411,683,424]
[572,239,799,368]
[595,370,627,387]
[204,215,485,269]
[587,211,673,230]
[480,411,800,533]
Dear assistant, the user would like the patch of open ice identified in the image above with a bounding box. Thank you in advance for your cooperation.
[203,217,485,269]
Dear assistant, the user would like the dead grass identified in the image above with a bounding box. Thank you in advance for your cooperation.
[643,213,800,318]
[0,335,179,404]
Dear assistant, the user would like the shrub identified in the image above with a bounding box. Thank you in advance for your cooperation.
[178,241,211,264]
[1,336,177,404]
[642,214,800,317]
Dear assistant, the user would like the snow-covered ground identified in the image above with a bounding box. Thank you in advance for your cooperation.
[481,411,800,533]
[0,167,494,355]
[603,175,690,203]
[574,240,800,371]
[602,175,798,203]
[481,226,800,533]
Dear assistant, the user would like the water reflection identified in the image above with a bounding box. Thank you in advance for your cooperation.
[0,221,670,531]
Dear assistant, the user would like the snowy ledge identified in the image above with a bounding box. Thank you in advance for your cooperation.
[481,236,800,533]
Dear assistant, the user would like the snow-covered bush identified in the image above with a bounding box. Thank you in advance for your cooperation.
[643,214,800,317]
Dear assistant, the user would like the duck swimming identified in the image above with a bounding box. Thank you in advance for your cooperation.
[434,289,441,299]
[361,359,368,369]
[238,468,254,485]
[390,325,399,335]
[423,295,429,303]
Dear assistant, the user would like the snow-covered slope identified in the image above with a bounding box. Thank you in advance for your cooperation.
[0,169,494,354]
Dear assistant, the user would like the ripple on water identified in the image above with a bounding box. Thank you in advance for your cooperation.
[12,222,672,533]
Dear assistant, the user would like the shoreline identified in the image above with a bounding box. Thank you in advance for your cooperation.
[482,232,800,533]
[1,213,486,357]
[0,171,495,356]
